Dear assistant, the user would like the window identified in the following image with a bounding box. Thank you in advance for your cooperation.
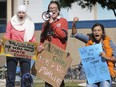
[0,0,7,24]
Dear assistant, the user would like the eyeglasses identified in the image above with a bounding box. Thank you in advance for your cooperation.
[49,7,58,11]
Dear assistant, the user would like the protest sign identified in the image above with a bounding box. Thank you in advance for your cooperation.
[0,38,38,60]
[79,44,111,84]
[35,41,72,87]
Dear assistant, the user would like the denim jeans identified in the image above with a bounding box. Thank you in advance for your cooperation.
[45,80,65,87]
[86,80,112,87]
[6,56,31,87]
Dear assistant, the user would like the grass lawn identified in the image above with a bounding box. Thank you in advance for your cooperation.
[33,80,85,87]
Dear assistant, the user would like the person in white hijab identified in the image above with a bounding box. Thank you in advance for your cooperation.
[11,4,34,42]
[5,5,35,87]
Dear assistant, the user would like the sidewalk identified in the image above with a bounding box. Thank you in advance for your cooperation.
[0,79,116,87]
[0,79,5,87]
[0,79,86,87]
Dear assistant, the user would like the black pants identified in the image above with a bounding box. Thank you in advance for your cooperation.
[6,56,31,87]
[45,80,65,87]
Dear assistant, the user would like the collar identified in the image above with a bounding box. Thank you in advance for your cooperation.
[57,16,61,19]
[54,16,61,22]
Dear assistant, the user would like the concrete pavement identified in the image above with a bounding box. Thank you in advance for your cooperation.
[0,79,5,87]
[0,79,116,87]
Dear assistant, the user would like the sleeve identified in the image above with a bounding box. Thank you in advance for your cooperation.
[4,22,12,39]
[51,18,68,39]
[39,23,46,45]
[110,40,116,57]
[75,33,89,43]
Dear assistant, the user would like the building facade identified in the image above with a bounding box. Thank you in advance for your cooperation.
[0,0,116,65]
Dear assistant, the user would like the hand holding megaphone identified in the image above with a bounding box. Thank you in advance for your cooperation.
[42,11,53,21]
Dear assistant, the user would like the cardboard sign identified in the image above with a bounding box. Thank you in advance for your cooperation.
[35,41,72,87]
[0,38,38,60]
[79,44,111,84]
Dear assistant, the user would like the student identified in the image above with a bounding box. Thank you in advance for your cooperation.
[4,5,35,87]
[38,1,68,87]
[71,17,116,87]
[72,17,116,62]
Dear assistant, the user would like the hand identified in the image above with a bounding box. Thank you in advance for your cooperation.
[100,52,107,59]
[49,17,54,24]
[37,45,44,53]
[0,40,3,52]
[0,39,3,46]
[72,17,79,35]
[73,17,79,23]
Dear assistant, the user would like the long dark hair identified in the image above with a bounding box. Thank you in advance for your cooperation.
[47,1,60,12]
[42,1,60,36]
[88,23,106,42]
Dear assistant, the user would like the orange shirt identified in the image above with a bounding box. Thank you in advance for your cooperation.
[40,18,68,50]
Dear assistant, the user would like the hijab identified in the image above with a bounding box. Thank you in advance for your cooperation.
[11,5,34,42]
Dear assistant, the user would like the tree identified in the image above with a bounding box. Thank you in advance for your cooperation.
[56,0,116,17]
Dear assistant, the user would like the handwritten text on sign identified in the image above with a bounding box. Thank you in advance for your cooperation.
[79,44,111,84]
[3,39,38,60]
[36,41,72,87]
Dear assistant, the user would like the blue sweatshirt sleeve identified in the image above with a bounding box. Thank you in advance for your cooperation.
[110,40,116,57]
[74,33,89,43]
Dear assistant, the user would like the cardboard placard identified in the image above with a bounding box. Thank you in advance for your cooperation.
[0,38,38,60]
[35,41,72,87]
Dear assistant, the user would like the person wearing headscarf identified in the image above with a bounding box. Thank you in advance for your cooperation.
[4,5,35,87]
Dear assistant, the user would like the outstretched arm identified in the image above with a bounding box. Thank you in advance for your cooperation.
[71,17,89,43]
[72,17,79,35]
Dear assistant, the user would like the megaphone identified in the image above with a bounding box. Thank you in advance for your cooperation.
[42,11,53,21]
